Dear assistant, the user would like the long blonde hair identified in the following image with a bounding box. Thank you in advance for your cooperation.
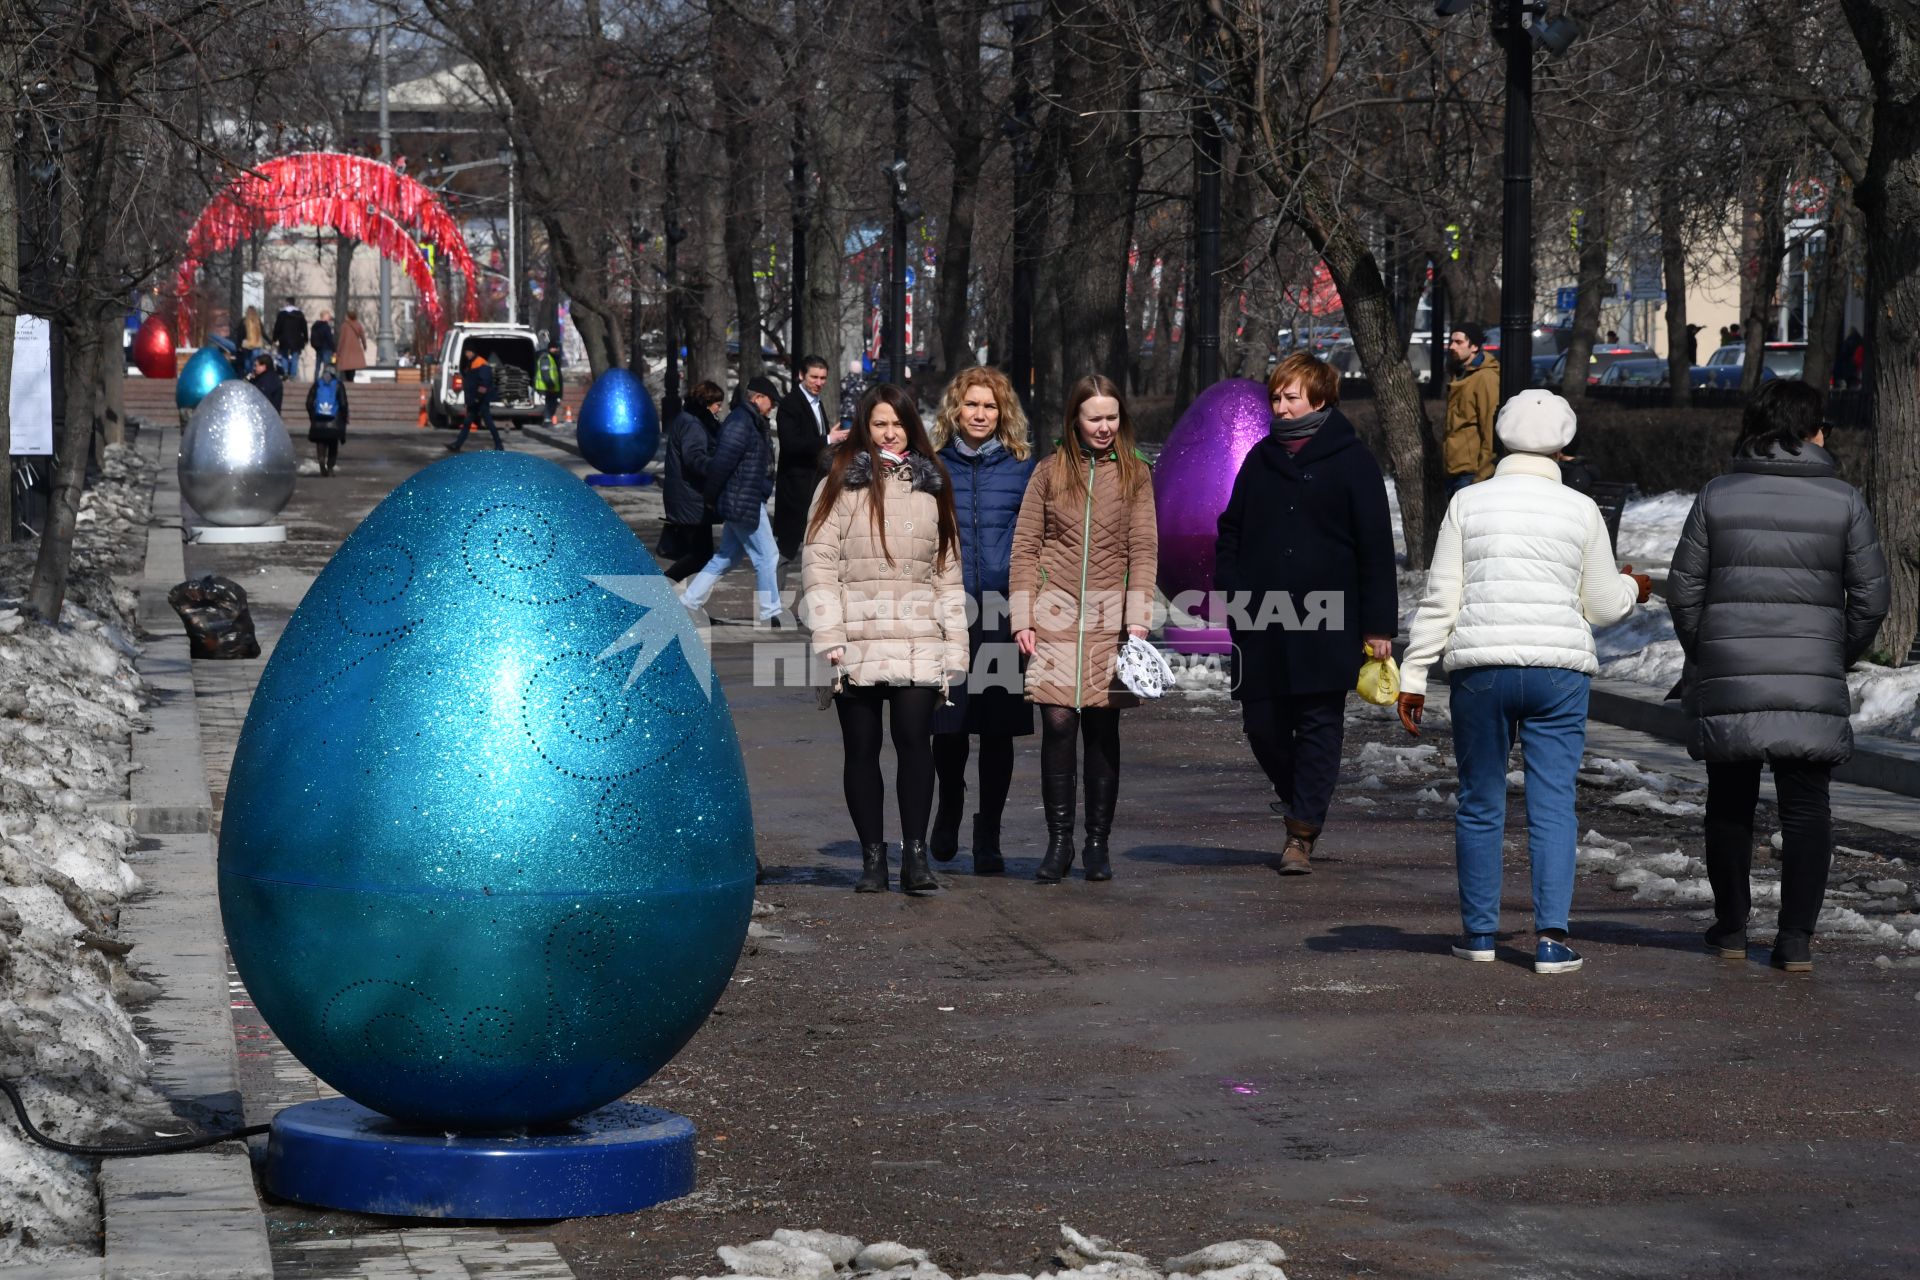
[931,366,1031,459]
[1047,374,1149,504]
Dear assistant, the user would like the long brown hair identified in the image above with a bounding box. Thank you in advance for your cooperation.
[1048,374,1149,504]
[931,366,1032,459]
[805,384,959,568]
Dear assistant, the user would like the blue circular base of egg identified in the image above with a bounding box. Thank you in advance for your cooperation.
[264,1096,694,1220]
[583,472,653,487]
[577,369,661,477]
[218,451,755,1131]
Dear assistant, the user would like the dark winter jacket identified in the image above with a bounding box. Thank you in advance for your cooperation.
[304,376,349,443]
[1666,440,1890,764]
[310,319,335,357]
[663,406,719,526]
[938,440,1036,612]
[248,367,284,413]
[463,358,495,412]
[704,401,776,525]
[272,306,308,354]
[1215,408,1399,698]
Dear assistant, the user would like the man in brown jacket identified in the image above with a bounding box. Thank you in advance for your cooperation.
[1443,322,1500,492]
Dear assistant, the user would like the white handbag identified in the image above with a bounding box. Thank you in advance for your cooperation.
[1116,634,1175,699]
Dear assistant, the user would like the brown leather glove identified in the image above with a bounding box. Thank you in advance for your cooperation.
[1397,692,1425,737]
[1622,563,1653,605]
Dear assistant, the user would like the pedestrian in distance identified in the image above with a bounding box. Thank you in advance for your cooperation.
[310,311,336,373]
[336,311,369,381]
[1398,390,1651,974]
[927,366,1038,875]
[840,358,868,430]
[240,305,267,372]
[1215,352,1398,875]
[448,352,503,452]
[679,376,787,625]
[272,296,308,380]
[246,353,284,413]
[535,338,565,425]
[775,356,845,561]
[801,384,968,895]
[1665,379,1889,973]
[659,380,725,581]
[1443,322,1499,493]
[1009,374,1158,884]
[305,361,349,476]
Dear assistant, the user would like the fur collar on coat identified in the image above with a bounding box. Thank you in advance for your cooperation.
[842,449,945,493]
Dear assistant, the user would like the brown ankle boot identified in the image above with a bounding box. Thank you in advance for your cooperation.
[1279,818,1319,875]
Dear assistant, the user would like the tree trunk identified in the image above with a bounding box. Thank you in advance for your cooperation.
[333,235,356,338]
[96,311,124,447]
[1562,182,1609,400]
[1658,182,1691,409]
[27,321,105,619]
[0,39,17,544]
[931,0,986,382]
[1051,11,1136,389]
[1741,164,1788,396]
[1842,0,1920,664]
[803,101,851,420]
[1802,201,1855,408]
[691,171,730,389]
[713,3,763,387]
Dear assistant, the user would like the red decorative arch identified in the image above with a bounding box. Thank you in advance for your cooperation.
[175,152,482,337]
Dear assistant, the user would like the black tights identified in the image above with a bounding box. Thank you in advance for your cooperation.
[933,733,1015,825]
[836,686,940,846]
[1039,705,1119,783]
[314,441,338,473]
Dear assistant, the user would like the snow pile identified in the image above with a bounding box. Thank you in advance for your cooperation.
[0,442,163,1262]
[1849,664,1920,740]
[674,1225,1288,1280]
[1352,741,1439,777]
[1614,490,1694,565]
[1593,604,1685,688]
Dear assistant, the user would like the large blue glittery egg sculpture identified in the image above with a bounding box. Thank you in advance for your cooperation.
[217,452,755,1130]
[175,346,236,410]
[1153,378,1271,613]
[576,369,660,476]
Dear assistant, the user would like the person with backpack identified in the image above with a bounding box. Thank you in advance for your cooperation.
[535,339,565,425]
[448,351,502,452]
[305,362,350,476]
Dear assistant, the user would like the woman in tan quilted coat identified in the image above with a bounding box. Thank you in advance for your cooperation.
[803,385,968,896]
[1009,374,1158,884]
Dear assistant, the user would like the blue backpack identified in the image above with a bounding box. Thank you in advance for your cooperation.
[313,378,339,418]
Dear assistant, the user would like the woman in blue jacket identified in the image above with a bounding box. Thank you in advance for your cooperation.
[928,367,1037,873]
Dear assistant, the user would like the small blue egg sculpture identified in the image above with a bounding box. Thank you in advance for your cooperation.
[576,369,660,476]
[176,347,236,410]
[217,451,755,1130]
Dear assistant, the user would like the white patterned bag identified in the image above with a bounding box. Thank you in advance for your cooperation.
[1116,634,1175,699]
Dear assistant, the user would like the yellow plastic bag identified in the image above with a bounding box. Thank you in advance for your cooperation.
[1356,645,1400,705]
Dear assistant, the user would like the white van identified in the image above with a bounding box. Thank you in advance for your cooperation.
[428,324,543,429]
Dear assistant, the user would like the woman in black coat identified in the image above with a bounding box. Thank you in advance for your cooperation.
[1666,380,1889,972]
[660,381,725,581]
[926,367,1038,874]
[1215,353,1399,875]
[304,363,349,476]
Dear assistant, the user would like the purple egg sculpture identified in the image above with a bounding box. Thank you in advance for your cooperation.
[1152,378,1270,651]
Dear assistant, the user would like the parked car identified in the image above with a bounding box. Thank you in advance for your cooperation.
[1688,341,1805,389]
[1597,357,1669,387]
[427,323,544,429]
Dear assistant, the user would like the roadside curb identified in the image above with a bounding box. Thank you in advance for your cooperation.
[102,424,272,1280]
[1586,675,1920,800]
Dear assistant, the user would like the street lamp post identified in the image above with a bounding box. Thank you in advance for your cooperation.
[1193,106,1224,391]
[884,76,910,385]
[663,109,684,421]
[375,18,395,364]
[791,110,808,376]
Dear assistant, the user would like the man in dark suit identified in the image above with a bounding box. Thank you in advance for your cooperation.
[772,355,844,560]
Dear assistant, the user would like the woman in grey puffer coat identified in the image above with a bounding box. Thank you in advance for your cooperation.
[1667,380,1889,972]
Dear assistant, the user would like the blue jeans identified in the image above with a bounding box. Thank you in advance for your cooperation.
[1447,473,1475,495]
[680,508,782,621]
[1449,666,1591,936]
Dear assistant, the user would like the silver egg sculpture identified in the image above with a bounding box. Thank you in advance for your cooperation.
[179,380,298,526]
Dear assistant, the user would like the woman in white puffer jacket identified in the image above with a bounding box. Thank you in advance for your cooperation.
[1397,390,1651,975]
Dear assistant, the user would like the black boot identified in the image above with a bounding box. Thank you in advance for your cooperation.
[930,778,965,863]
[899,838,939,894]
[1081,775,1118,882]
[854,842,889,893]
[1035,773,1077,883]
[972,814,1005,875]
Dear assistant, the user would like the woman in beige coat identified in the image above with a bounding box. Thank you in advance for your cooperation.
[803,385,968,896]
[1009,374,1158,884]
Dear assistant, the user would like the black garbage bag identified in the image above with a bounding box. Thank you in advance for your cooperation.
[167,575,261,659]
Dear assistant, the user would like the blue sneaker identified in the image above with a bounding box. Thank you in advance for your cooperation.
[1451,934,1497,962]
[1535,938,1583,974]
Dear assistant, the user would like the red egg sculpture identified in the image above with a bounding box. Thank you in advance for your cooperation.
[132,315,176,379]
